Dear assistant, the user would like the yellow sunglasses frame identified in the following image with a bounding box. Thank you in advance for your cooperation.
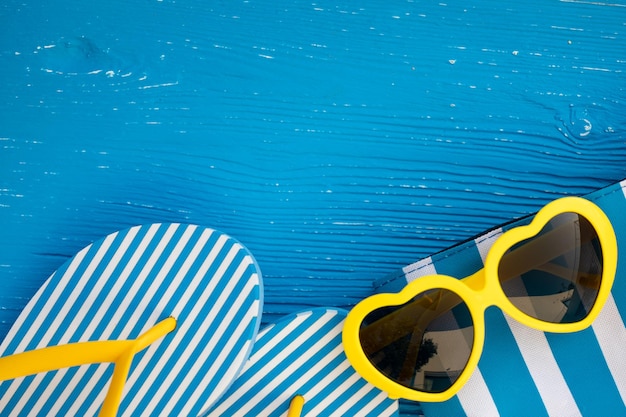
[342,196,618,402]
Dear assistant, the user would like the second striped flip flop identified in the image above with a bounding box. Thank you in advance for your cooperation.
[207,307,399,417]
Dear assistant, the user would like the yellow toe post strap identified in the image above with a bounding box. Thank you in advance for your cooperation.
[288,395,305,417]
[0,317,176,417]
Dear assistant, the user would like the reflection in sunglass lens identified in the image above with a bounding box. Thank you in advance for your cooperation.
[499,213,603,323]
[358,289,473,393]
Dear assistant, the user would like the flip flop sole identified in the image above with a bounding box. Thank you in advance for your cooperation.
[207,307,399,417]
[0,223,263,416]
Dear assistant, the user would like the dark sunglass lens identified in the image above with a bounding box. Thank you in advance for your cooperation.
[358,288,474,393]
[499,213,603,323]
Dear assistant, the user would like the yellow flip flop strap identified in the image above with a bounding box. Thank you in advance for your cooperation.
[287,395,305,417]
[0,317,176,417]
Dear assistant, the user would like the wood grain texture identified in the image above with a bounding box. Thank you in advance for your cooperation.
[0,2,625,413]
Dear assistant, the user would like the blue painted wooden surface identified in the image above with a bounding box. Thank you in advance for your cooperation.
[0,1,625,413]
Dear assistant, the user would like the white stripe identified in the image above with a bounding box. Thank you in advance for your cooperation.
[0,268,60,415]
[592,293,626,407]
[171,233,228,319]
[76,224,161,342]
[240,321,343,416]
[252,321,275,344]
[505,315,581,417]
[417,227,500,417]
[90,232,238,417]
[475,228,503,263]
[59,227,141,342]
[36,232,119,348]
[404,257,436,283]
[456,227,506,417]
[66,363,110,417]
[143,228,213,322]
[456,367,499,417]
[620,179,626,198]
[207,312,337,416]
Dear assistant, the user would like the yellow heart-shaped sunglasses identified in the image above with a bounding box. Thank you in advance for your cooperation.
[343,196,617,402]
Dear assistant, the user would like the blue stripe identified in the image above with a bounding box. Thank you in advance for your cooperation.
[596,186,626,311]
[547,329,622,417]
[114,224,184,338]
[421,310,550,417]
[275,339,346,405]
[480,309,548,417]
[49,229,132,347]
[126,225,196,337]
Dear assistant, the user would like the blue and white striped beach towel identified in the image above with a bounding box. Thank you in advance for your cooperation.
[375,180,626,417]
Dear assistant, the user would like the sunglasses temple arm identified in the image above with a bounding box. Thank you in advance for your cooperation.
[0,317,176,417]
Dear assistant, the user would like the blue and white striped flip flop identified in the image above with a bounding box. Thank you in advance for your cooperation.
[375,179,626,417]
[207,307,399,417]
[0,223,263,416]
